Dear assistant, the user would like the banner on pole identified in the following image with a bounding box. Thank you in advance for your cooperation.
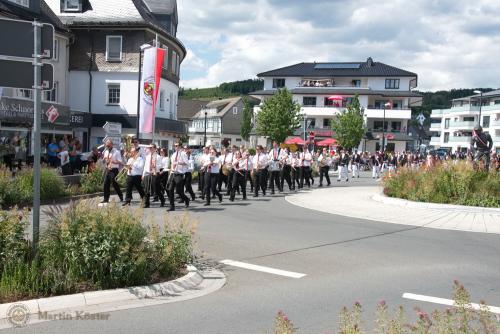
[139,47,166,134]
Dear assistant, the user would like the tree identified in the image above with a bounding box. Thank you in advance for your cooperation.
[255,88,302,143]
[331,94,365,151]
[240,97,253,141]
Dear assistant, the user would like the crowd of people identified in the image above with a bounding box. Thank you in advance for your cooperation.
[95,133,498,212]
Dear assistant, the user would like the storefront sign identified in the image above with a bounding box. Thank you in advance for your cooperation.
[0,97,70,125]
[70,112,92,128]
[103,122,122,136]
[45,105,59,123]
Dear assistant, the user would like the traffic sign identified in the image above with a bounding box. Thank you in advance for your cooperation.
[0,58,53,90]
[0,18,54,59]
[103,122,122,136]
[103,136,122,148]
[309,131,315,140]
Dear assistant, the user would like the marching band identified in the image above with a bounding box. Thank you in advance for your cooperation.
[100,138,452,210]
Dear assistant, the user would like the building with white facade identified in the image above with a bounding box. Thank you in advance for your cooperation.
[250,58,422,152]
[45,0,186,150]
[430,89,500,154]
[187,97,250,149]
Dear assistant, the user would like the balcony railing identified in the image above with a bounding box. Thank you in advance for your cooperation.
[367,128,407,134]
[429,123,441,130]
[447,136,472,143]
[298,79,368,88]
[430,136,441,143]
[449,121,476,129]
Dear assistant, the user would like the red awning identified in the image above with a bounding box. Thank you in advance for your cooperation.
[327,95,343,101]
[284,137,306,145]
[316,138,337,146]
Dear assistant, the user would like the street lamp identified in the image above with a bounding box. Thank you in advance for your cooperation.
[136,43,153,139]
[473,90,483,126]
[203,106,208,147]
[381,102,391,152]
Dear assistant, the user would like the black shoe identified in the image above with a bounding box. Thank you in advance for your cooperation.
[337,179,340,182]
[118,195,124,202]
[100,200,109,204]
[177,200,184,204]
[346,179,349,182]
[167,207,175,212]
[253,194,258,198]
[218,194,223,203]
[327,183,331,186]
[242,196,247,200]
[204,203,210,206]
[311,179,314,185]
[191,196,196,201]
[357,176,360,178]
[230,197,234,202]
[318,184,323,187]
[122,202,130,206]
[160,202,165,207]
[271,191,275,195]
[185,199,190,208]
[143,204,150,208]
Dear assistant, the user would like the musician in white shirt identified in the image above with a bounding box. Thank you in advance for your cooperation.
[167,142,190,211]
[142,144,164,208]
[183,146,196,201]
[123,147,145,206]
[202,147,223,205]
[229,150,247,201]
[252,145,269,197]
[279,147,293,191]
[318,147,332,187]
[268,141,283,194]
[101,139,124,203]
[299,147,313,188]
[198,146,210,200]
[157,148,170,198]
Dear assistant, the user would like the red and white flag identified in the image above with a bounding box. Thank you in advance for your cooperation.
[139,47,166,134]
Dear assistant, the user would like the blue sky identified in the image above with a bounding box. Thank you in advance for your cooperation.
[177,0,500,91]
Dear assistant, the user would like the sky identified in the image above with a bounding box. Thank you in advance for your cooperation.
[177,0,500,92]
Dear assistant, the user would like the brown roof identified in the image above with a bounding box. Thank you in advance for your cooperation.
[177,99,207,120]
[191,97,242,119]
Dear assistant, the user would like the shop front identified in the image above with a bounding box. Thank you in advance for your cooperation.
[0,96,76,167]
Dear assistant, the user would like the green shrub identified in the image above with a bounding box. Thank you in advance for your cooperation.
[0,210,30,273]
[384,162,500,208]
[0,201,195,302]
[0,167,68,207]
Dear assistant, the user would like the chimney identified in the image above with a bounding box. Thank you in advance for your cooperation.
[366,57,373,67]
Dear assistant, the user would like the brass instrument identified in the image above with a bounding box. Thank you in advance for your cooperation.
[222,164,231,176]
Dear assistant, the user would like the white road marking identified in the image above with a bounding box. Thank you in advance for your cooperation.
[403,293,500,314]
[219,259,307,279]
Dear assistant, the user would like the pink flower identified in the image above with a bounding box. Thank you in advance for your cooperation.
[379,300,386,307]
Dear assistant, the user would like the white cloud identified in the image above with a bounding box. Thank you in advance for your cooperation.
[177,0,500,91]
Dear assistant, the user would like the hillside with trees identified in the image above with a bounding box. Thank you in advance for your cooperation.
[179,79,263,99]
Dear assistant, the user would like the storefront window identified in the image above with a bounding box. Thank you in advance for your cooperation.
[0,129,29,169]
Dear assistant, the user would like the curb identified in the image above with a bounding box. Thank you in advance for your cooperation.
[372,192,500,214]
[0,264,225,321]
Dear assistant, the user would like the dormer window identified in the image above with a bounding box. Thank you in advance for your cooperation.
[7,0,29,8]
[63,0,81,12]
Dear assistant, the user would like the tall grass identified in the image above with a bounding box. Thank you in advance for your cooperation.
[0,201,195,303]
[383,162,500,208]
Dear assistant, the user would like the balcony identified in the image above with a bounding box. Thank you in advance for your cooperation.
[429,123,441,130]
[447,136,472,143]
[364,108,411,119]
[188,126,220,134]
[294,127,333,137]
[431,109,444,118]
[300,106,344,116]
[430,136,441,144]
[298,79,369,89]
[449,120,476,129]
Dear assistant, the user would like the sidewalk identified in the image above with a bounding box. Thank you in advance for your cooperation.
[285,186,500,234]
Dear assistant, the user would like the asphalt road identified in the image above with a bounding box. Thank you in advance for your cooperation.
[4,173,500,333]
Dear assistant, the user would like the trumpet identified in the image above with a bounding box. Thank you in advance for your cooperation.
[114,164,130,183]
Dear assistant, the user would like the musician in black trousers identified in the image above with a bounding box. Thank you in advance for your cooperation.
[203,148,223,205]
[230,151,247,201]
[123,147,145,206]
[143,145,164,208]
[167,143,190,212]
[252,145,268,197]
[101,139,123,203]
[280,150,293,191]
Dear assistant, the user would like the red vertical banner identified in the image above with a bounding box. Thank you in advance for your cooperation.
[139,47,166,134]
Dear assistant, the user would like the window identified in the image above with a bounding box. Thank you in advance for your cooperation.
[18,89,32,99]
[63,0,81,12]
[272,78,285,88]
[162,45,169,70]
[159,91,165,111]
[106,36,122,61]
[374,100,389,109]
[385,79,400,89]
[107,84,120,105]
[306,118,315,128]
[494,100,500,105]
[233,107,238,115]
[44,82,58,102]
[444,119,450,129]
[352,80,361,87]
[444,133,450,143]
[53,39,59,61]
[177,53,181,76]
[482,116,490,128]
[373,121,387,131]
[391,121,401,132]
[302,97,317,106]
[392,100,402,109]
[323,118,331,127]
[7,0,29,8]
[172,51,177,74]
[463,116,474,122]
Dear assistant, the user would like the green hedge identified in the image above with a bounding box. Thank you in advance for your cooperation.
[0,201,194,303]
[0,167,68,207]
[383,162,500,208]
